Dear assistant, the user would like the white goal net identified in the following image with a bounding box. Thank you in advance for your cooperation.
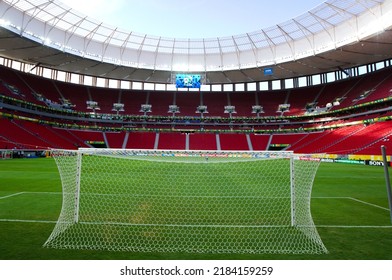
[44,148,327,254]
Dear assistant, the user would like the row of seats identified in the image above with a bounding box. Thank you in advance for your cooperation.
[1,65,392,118]
[1,117,391,154]
[1,65,392,154]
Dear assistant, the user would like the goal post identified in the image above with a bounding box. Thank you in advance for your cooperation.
[74,151,82,224]
[44,148,328,254]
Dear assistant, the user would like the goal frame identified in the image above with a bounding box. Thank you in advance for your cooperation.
[45,148,328,254]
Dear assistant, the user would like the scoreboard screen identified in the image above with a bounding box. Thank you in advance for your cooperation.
[175,74,201,88]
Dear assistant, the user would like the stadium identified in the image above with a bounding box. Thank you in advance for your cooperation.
[1,0,392,261]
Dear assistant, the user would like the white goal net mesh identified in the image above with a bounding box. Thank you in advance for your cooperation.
[44,149,327,254]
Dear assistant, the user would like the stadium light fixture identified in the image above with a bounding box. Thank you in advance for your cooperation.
[224,105,236,119]
[168,105,180,116]
[112,103,125,115]
[86,100,100,113]
[196,105,208,118]
[140,104,152,118]
[277,104,290,113]
[252,105,264,118]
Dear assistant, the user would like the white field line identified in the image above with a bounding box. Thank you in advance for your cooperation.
[316,225,392,228]
[0,192,61,223]
[348,197,390,211]
[314,197,392,228]
[0,192,26,199]
[0,191,61,200]
[0,218,57,223]
[1,219,391,229]
[78,221,392,229]
[313,196,390,212]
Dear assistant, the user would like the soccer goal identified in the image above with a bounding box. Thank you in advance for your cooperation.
[0,150,13,160]
[44,148,328,254]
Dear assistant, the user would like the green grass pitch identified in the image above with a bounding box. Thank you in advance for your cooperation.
[0,157,392,259]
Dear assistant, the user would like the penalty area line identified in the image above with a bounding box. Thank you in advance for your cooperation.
[348,197,390,211]
[313,196,390,212]
[0,191,61,200]
[0,218,57,224]
[0,192,26,200]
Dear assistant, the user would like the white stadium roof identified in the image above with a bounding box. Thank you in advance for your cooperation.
[1,0,392,85]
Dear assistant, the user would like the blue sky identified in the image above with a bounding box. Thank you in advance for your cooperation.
[60,0,325,38]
